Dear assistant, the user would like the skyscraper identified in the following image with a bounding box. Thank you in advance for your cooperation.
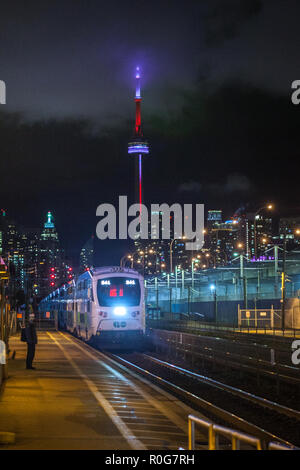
[79,236,94,273]
[38,211,63,297]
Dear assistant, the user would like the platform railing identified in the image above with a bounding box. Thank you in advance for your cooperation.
[188,414,261,450]
[188,414,297,450]
[188,415,215,450]
[212,424,262,450]
[268,441,294,450]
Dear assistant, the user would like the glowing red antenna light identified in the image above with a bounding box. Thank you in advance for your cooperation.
[128,67,149,219]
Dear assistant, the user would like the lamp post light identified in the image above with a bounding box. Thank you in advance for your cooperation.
[254,204,273,260]
[191,258,200,289]
[204,252,210,267]
[138,251,145,275]
[121,251,145,270]
[210,283,217,323]
[128,255,134,268]
[146,248,157,272]
[281,227,287,330]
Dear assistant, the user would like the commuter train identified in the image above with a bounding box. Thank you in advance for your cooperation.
[38,266,145,349]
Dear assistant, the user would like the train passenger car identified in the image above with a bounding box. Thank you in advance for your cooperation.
[39,266,145,349]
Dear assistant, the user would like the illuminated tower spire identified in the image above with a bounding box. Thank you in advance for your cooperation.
[128,67,149,212]
[44,211,54,229]
[135,66,142,135]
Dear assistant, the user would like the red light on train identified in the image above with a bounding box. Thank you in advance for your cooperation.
[110,288,117,297]
[109,287,123,297]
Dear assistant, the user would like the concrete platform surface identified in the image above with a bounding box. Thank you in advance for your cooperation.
[0,331,203,450]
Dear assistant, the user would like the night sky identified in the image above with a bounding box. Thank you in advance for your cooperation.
[1,0,300,265]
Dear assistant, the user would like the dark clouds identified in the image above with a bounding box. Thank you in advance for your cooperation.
[0,0,299,122]
[1,0,300,264]
[178,181,203,193]
[224,173,253,193]
[203,0,262,46]
[178,173,252,195]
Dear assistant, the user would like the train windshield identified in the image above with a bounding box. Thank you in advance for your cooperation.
[97,277,141,307]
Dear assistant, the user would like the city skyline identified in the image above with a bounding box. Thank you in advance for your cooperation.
[1,1,300,268]
[1,1,300,454]
[2,201,300,278]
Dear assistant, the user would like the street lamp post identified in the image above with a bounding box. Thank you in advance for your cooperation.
[281,228,287,330]
[120,255,128,267]
[169,239,176,274]
[210,283,217,323]
[191,258,200,289]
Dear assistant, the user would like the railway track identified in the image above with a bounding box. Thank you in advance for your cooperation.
[103,350,300,449]
[149,329,300,397]
[143,354,300,420]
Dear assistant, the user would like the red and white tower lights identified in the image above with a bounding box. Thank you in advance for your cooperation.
[128,67,149,213]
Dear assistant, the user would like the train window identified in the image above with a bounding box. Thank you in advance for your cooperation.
[87,301,90,313]
[97,277,141,307]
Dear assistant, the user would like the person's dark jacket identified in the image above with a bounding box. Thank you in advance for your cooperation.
[25,323,38,344]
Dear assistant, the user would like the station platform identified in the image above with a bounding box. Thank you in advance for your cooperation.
[0,331,201,450]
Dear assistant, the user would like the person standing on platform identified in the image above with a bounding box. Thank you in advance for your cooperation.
[24,314,38,370]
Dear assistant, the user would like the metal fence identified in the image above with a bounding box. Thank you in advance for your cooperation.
[147,318,300,338]
[187,414,295,450]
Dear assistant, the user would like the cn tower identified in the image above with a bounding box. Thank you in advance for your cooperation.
[128,67,149,213]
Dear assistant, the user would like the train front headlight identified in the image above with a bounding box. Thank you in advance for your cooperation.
[114,306,126,316]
